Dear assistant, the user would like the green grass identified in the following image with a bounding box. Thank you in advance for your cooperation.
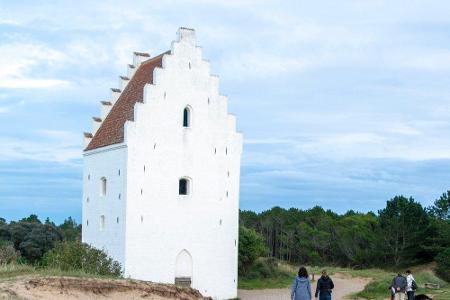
[238,271,292,289]
[351,267,449,300]
[0,263,120,281]
[0,264,36,279]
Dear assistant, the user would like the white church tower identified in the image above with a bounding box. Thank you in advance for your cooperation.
[82,28,242,299]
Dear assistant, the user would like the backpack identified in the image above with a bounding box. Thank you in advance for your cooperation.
[411,280,418,290]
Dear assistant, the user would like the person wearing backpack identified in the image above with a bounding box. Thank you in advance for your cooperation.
[315,270,334,300]
[392,272,407,300]
[291,266,312,300]
[405,270,417,300]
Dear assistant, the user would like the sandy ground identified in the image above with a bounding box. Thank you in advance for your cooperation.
[238,273,371,300]
[0,276,211,300]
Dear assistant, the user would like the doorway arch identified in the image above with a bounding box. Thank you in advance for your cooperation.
[175,249,193,287]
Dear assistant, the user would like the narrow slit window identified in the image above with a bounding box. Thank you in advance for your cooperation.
[100,177,107,196]
[100,215,105,231]
[183,107,190,127]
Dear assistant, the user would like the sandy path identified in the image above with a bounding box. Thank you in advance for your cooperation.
[238,273,371,300]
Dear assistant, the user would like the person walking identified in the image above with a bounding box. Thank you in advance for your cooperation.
[392,272,407,300]
[315,270,334,300]
[405,270,416,300]
[291,266,312,300]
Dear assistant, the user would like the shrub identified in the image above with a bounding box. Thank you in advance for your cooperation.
[238,226,267,274]
[249,258,278,278]
[435,248,450,282]
[0,241,20,264]
[42,241,122,277]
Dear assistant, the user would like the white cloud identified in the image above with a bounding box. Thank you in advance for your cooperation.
[0,130,81,163]
[386,49,450,71]
[0,43,70,89]
[386,123,421,136]
[245,138,296,145]
[0,79,69,89]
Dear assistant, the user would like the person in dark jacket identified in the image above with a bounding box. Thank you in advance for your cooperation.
[291,266,312,300]
[391,273,407,300]
[315,270,334,300]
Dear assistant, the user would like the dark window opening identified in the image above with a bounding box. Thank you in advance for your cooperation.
[179,178,188,195]
[183,107,190,127]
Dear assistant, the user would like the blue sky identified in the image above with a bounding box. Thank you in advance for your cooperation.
[1,1,450,223]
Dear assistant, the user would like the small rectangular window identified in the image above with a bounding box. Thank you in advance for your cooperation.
[179,178,189,195]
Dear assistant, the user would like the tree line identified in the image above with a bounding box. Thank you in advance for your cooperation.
[0,215,80,263]
[239,192,450,275]
[1,192,449,281]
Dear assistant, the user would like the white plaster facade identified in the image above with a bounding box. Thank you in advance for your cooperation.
[82,28,243,300]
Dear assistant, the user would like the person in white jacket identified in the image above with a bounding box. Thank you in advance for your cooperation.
[406,270,415,300]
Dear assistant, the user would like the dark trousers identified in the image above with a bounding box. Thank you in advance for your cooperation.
[319,294,331,300]
[407,291,414,300]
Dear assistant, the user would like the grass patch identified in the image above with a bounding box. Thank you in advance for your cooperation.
[0,263,120,281]
[239,271,292,289]
[351,268,449,300]
[0,263,36,279]
[238,258,294,289]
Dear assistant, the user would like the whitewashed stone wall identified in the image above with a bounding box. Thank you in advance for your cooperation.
[82,144,127,267]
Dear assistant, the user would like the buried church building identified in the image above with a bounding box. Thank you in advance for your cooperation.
[82,28,242,299]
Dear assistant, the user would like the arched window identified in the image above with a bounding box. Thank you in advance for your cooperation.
[100,177,107,196]
[179,178,191,195]
[183,107,191,127]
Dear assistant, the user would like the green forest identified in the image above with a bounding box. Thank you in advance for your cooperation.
[239,193,450,282]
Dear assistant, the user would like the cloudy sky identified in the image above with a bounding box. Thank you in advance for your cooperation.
[1,1,450,223]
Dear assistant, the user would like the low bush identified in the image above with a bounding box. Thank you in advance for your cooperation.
[0,241,20,264]
[247,257,278,279]
[435,248,450,282]
[42,241,121,277]
[239,258,293,289]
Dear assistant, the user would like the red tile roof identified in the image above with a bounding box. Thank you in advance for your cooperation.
[85,52,167,151]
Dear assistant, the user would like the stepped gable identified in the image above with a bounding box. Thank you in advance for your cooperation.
[85,52,167,151]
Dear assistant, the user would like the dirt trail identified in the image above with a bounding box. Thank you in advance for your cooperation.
[0,276,211,300]
[238,273,371,300]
